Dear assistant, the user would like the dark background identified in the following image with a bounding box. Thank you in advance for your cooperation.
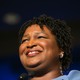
[0,0,80,80]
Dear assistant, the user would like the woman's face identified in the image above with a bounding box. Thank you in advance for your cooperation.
[19,24,61,72]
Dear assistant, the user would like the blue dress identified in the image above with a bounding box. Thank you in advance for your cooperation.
[53,70,80,80]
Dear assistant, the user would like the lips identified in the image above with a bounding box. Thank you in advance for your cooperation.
[25,50,42,57]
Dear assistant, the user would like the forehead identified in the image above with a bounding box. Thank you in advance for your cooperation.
[23,24,52,35]
[25,24,43,32]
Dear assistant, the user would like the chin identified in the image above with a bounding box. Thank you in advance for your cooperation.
[24,62,48,74]
[24,63,42,72]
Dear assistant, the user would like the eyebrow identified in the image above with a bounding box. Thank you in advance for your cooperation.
[23,31,48,38]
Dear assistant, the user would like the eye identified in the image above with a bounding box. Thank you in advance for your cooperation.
[38,36,47,39]
[21,39,29,43]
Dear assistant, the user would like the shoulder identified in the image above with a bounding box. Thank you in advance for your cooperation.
[53,70,80,80]
[67,70,80,80]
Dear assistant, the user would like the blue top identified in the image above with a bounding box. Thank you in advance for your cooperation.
[53,70,80,80]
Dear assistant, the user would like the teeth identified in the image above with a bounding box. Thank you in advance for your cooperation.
[28,51,38,54]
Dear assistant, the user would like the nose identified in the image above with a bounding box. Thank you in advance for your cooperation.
[26,39,37,48]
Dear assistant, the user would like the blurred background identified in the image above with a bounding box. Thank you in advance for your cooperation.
[0,0,80,80]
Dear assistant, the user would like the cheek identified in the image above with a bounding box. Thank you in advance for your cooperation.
[19,44,26,55]
[19,44,27,65]
[40,40,54,51]
[40,40,59,57]
[39,40,50,47]
[39,40,54,57]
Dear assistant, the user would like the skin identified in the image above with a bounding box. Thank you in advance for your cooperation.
[19,24,63,80]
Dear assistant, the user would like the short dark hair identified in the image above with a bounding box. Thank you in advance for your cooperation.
[19,14,72,71]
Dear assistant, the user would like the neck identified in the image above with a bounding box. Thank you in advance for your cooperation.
[29,66,62,80]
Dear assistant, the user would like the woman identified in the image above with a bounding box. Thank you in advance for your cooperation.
[19,15,80,80]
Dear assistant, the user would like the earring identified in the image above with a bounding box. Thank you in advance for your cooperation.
[60,52,64,58]
[60,66,63,75]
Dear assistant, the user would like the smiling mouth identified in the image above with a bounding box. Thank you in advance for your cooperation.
[26,50,42,57]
